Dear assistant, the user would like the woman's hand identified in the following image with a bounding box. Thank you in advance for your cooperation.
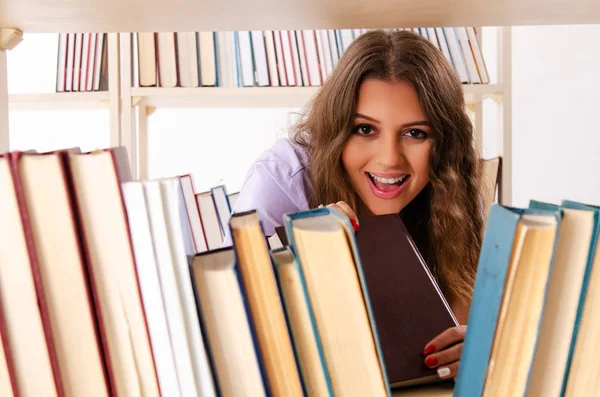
[423,325,466,380]
[326,201,360,232]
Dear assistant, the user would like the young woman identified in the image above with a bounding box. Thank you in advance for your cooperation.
[225,29,484,381]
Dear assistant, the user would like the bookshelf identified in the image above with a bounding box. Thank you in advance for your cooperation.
[2,0,599,31]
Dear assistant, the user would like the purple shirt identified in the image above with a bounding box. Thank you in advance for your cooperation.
[223,138,312,246]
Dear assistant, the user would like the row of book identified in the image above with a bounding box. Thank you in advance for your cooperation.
[0,144,470,397]
[55,33,109,92]
[455,201,600,396]
[5,146,598,396]
[132,27,488,89]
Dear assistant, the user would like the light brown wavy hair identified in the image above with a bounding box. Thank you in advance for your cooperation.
[292,29,484,306]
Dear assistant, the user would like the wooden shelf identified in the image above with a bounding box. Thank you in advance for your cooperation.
[133,84,503,109]
[2,0,599,33]
[8,92,109,110]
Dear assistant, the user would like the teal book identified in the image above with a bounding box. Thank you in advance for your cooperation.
[270,246,332,396]
[558,200,600,396]
[454,204,560,397]
[283,207,391,396]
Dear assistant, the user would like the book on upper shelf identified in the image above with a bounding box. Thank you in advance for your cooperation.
[127,28,489,89]
[56,33,108,92]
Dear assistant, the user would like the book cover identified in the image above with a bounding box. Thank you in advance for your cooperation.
[355,213,458,387]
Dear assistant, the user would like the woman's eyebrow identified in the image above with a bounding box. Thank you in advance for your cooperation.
[354,113,380,123]
[401,120,431,128]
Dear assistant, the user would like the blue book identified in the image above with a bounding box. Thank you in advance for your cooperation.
[454,204,560,397]
[283,207,391,396]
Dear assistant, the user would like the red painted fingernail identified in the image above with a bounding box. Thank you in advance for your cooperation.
[425,356,439,367]
[423,344,436,356]
[350,219,359,232]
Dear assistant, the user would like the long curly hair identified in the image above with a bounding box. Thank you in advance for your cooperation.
[292,29,484,306]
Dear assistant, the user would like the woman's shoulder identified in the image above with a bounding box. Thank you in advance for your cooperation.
[250,137,309,177]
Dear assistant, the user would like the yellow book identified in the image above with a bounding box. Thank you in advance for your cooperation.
[482,214,558,397]
[230,211,304,397]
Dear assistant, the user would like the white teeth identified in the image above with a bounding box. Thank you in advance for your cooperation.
[368,172,407,184]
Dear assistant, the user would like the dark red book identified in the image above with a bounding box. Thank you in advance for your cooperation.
[355,213,458,388]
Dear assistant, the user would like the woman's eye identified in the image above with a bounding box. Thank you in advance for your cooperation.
[404,129,428,139]
[353,124,375,135]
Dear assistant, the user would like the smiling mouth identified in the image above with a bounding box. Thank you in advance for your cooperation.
[365,172,410,199]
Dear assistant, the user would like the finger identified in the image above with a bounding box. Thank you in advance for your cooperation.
[423,325,466,354]
[327,202,359,231]
[424,342,463,368]
[436,360,459,380]
[334,201,358,224]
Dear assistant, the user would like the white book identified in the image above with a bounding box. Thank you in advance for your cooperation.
[295,31,310,87]
[160,179,217,397]
[73,33,82,91]
[435,27,453,66]
[198,32,217,86]
[466,27,490,84]
[250,30,270,86]
[280,30,297,86]
[426,28,440,50]
[289,31,304,86]
[86,33,97,91]
[93,33,105,91]
[143,180,199,397]
[80,34,91,91]
[302,30,321,86]
[353,29,362,38]
[315,30,327,82]
[65,33,75,91]
[340,29,354,52]
[335,30,344,58]
[122,182,181,397]
[196,192,224,250]
[319,30,334,79]
[179,175,208,254]
[177,32,199,88]
[263,31,279,87]
[215,31,236,87]
[273,31,288,86]
[157,32,178,88]
[227,192,240,212]
[443,27,469,83]
[327,30,340,67]
[237,31,254,87]
[456,27,481,84]
[56,33,68,92]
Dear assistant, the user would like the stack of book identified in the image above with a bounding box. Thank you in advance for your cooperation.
[131,28,488,89]
[55,33,109,92]
[3,145,598,396]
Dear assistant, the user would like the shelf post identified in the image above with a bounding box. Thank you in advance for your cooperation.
[0,28,22,153]
[472,26,484,156]
[497,27,512,205]
[137,99,149,180]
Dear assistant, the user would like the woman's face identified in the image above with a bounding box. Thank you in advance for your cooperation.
[342,79,433,215]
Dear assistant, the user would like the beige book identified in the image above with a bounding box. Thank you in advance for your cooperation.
[18,153,109,397]
[483,214,558,397]
[67,149,160,397]
[230,212,304,397]
[564,217,600,396]
[291,212,388,396]
[527,208,595,397]
[481,157,500,220]
[0,156,58,397]
[138,32,157,87]
[198,32,216,86]
[157,32,178,87]
[191,249,267,397]
[176,32,199,88]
